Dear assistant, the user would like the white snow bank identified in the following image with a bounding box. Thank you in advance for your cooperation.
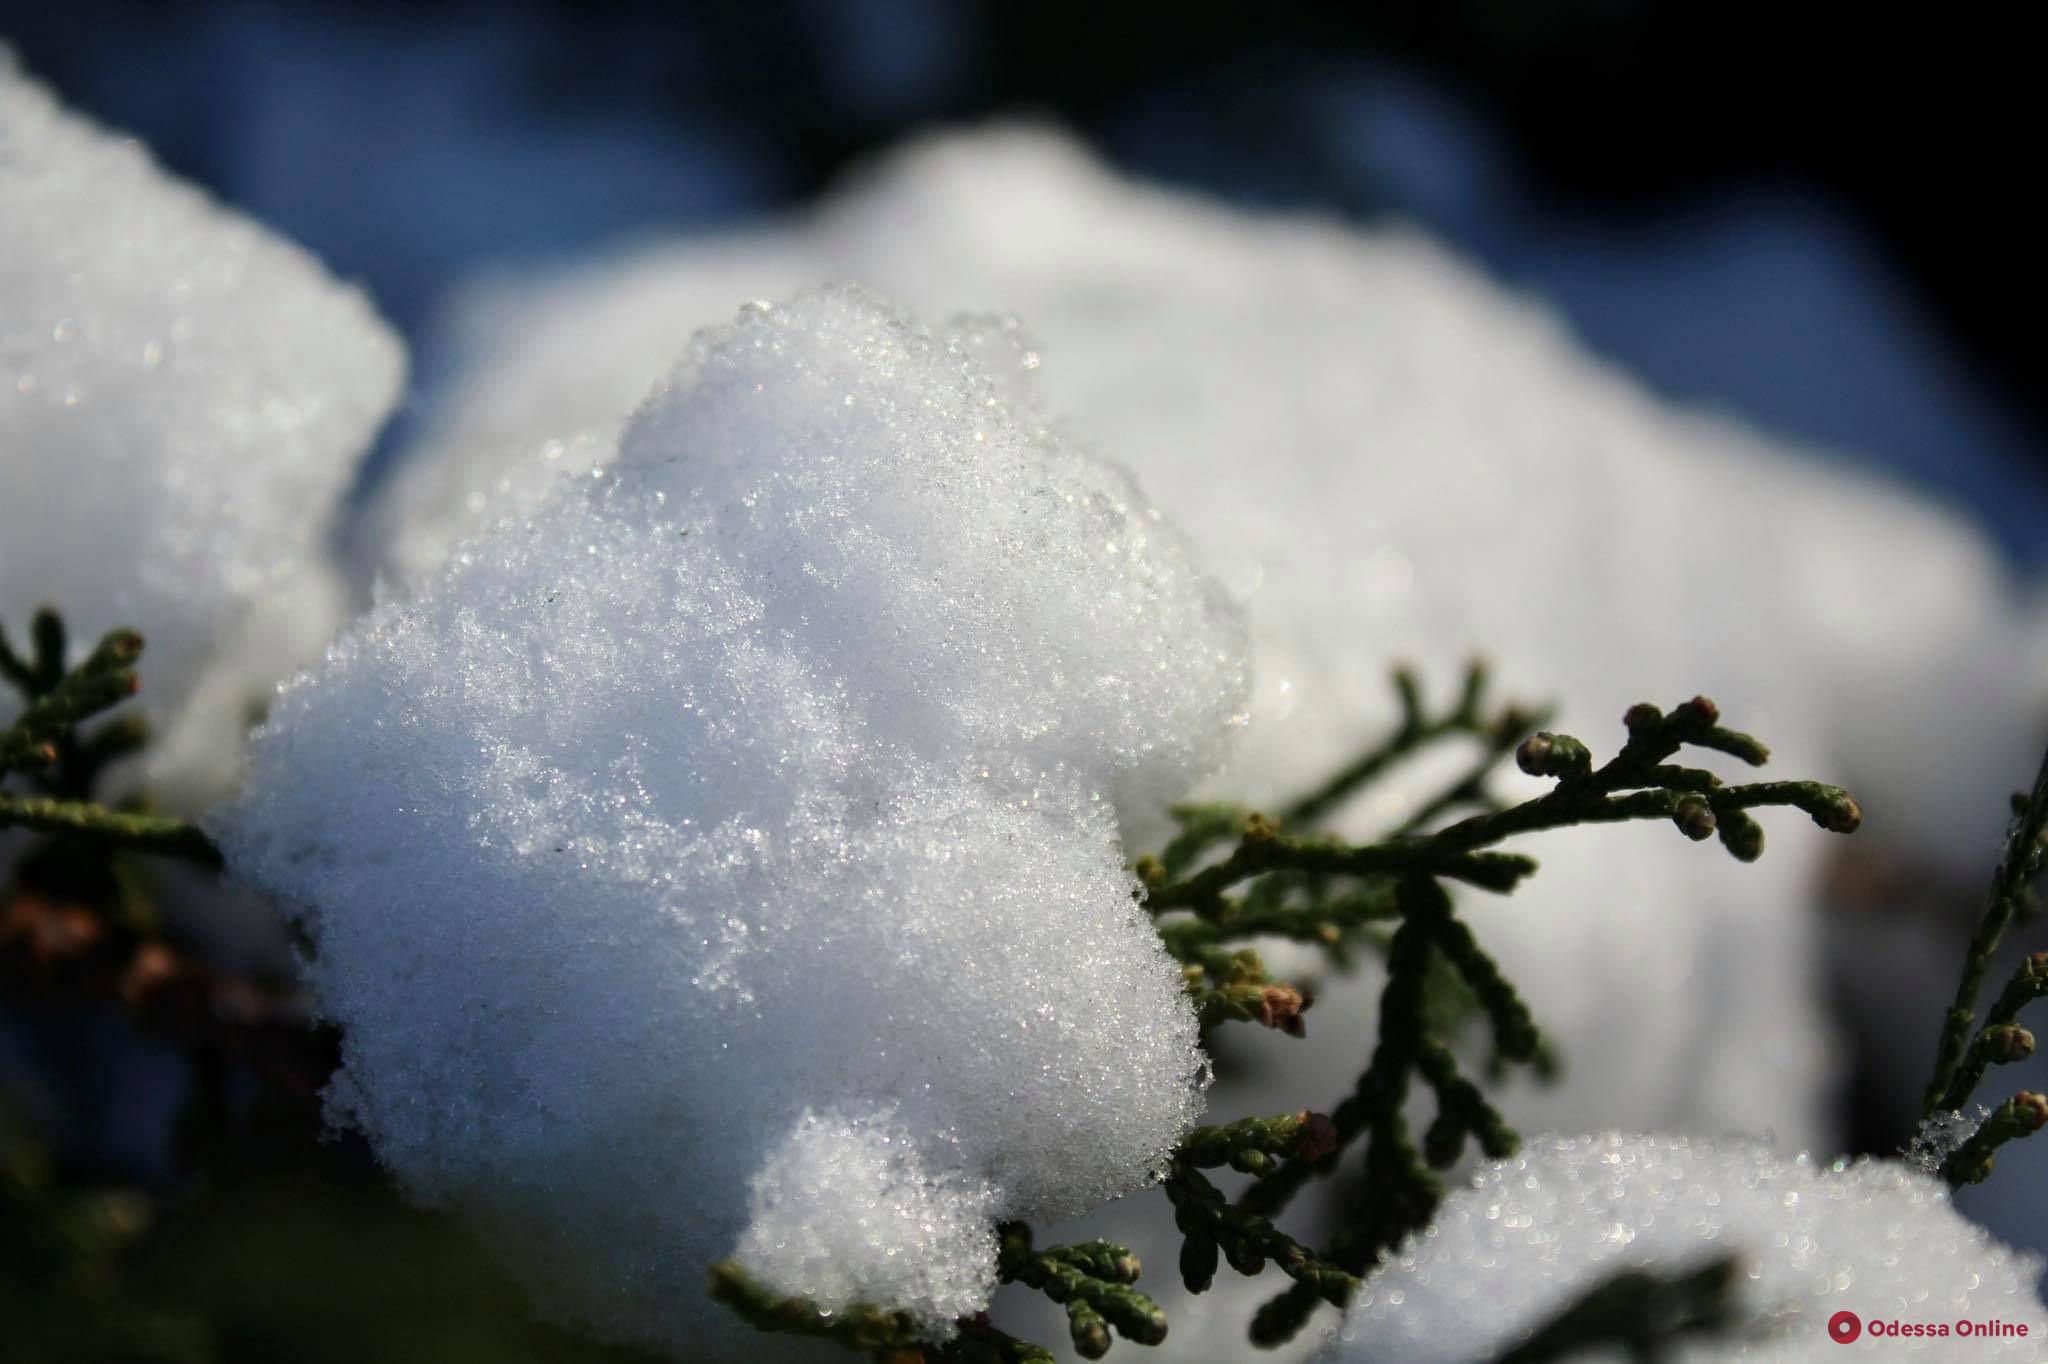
[1326,1132,2048,1362]
[0,48,402,804]
[215,287,1244,1350]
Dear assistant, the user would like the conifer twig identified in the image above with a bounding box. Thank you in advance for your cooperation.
[1922,743,2048,1119]
[1279,661,1545,830]
[0,615,221,865]
[1941,1092,2048,1187]
[707,1260,927,1358]
[0,793,222,866]
[996,1224,1165,1358]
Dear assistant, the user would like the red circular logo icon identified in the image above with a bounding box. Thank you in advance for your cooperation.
[1829,1310,1863,1344]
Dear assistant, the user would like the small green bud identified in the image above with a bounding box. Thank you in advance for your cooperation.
[1623,702,1663,734]
[1067,1301,1110,1359]
[1673,797,1716,841]
[1717,809,1766,862]
[1986,1025,2036,1063]
[1256,983,1308,1036]
[1516,732,1591,780]
[1817,792,1863,834]
[1675,695,1720,726]
[1294,1110,1338,1161]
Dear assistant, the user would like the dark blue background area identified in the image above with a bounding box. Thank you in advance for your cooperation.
[5,1,2044,565]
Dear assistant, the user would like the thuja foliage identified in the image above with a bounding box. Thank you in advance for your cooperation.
[711,663,1867,1361]
[0,610,218,867]
[1918,741,2048,1187]
[13,608,2043,1364]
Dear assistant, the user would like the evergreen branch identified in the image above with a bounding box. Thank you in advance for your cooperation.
[940,1320,1059,1364]
[1429,910,1542,1065]
[1326,1112,1442,1275]
[707,1260,926,1358]
[1939,1022,2038,1117]
[1239,879,1465,1223]
[1144,832,1537,912]
[1415,1034,1518,1166]
[1154,882,1399,957]
[1248,1280,1325,1348]
[1161,1162,1358,1305]
[1922,743,2048,1118]
[704,678,1855,1361]
[1388,705,1554,839]
[1143,696,1858,920]
[0,793,222,867]
[1486,1255,1743,1363]
[1182,948,1311,1035]
[0,627,142,776]
[1177,1111,1337,1176]
[1153,803,1258,879]
[997,1224,1164,1358]
[1942,1092,2048,1187]
[1280,661,1541,829]
[30,608,68,694]
[70,713,152,792]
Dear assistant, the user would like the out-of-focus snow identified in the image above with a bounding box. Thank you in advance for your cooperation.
[215,287,1245,1351]
[0,48,402,804]
[1325,1132,2048,1362]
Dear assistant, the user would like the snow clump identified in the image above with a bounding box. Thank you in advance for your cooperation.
[214,286,1246,1350]
[0,48,403,804]
[1326,1132,2048,1363]
[368,129,2048,1360]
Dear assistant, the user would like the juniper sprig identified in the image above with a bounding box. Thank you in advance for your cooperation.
[1921,742,2048,1139]
[697,667,1859,1359]
[1133,680,1858,1348]
[0,610,221,867]
[996,1223,1166,1359]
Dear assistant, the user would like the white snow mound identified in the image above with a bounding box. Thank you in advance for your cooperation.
[0,47,403,804]
[215,286,1244,1349]
[1326,1132,2048,1363]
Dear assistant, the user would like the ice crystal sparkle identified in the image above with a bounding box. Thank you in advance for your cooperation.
[215,287,1246,1352]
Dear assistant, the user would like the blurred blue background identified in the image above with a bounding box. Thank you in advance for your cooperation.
[5,0,2045,563]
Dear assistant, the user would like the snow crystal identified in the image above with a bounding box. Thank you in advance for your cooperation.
[0,48,403,803]
[735,1109,999,1335]
[1910,1107,1989,1177]
[214,286,1239,1350]
[1326,1132,2048,1362]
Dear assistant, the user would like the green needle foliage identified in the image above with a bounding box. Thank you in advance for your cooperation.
[0,610,220,867]
[12,602,2043,1363]
[996,1223,1168,1359]
[704,666,1866,1360]
[1918,741,2048,1186]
